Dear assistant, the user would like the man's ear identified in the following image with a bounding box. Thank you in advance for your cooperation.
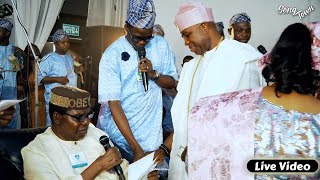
[228,27,232,35]
[52,112,62,125]
[124,24,128,34]
[201,23,209,32]
[5,31,11,38]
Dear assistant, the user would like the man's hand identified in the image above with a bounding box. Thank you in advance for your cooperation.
[147,170,159,180]
[58,76,69,85]
[138,58,157,78]
[181,146,188,162]
[97,147,123,171]
[152,148,166,165]
[13,46,25,57]
[0,106,15,126]
[82,147,123,179]
[133,145,145,162]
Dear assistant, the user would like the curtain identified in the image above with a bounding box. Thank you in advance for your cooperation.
[86,0,128,27]
[13,0,64,51]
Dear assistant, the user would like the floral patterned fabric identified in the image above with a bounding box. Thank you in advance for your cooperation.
[306,21,320,71]
[189,88,320,180]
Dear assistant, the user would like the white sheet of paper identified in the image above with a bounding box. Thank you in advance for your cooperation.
[128,152,157,180]
[0,99,25,111]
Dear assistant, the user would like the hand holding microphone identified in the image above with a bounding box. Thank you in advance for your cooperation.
[99,136,125,180]
[137,47,149,92]
[138,58,154,75]
[138,58,158,81]
[96,147,123,172]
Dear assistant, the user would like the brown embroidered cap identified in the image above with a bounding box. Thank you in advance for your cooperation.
[50,86,91,110]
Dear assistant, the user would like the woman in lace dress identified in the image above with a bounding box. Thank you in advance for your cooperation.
[188,23,320,179]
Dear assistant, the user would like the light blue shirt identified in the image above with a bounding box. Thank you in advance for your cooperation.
[38,52,77,126]
[0,44,23,129]
[98,35,177,153]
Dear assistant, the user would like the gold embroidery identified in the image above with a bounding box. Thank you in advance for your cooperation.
[50,93,90,108]
[50,93,69,108]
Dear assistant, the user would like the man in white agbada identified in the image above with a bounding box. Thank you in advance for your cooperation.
[22,86,128,179]
[161,2,265,179]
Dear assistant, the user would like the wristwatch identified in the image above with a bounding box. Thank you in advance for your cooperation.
[151,70,160,81]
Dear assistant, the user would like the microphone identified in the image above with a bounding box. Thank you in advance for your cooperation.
[137,47,148,92]
[99,136,125,180]
[0,4,13,18]
[257,45,267,55]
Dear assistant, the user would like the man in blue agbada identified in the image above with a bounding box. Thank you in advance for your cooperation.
[38,29,78,126]
[97,0,177,165]
[0,18,24,129]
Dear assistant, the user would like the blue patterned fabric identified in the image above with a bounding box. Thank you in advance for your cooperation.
[0,18,13,31]
[127,0,156,29]
[97,35,177,155]
[52,29,69,42]
[38,52,77,126]
[255,96,320,179]
[0,44,23,129]
[229,12,251,26]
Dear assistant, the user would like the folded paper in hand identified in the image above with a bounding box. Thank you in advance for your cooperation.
[0,99,25,111]
[128,152,157,180]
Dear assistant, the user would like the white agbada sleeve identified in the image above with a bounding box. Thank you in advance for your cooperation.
[169,58,200,180]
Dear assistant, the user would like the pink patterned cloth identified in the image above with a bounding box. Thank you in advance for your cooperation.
[188,88,320,179]
[174,2,214,32]
[257,52,270,70]
[307,21,320,70]
[189,88,261,179]
[258,22,320,71]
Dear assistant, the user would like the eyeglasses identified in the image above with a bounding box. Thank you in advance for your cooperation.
[63,111,95,122]
[127,28,153,43]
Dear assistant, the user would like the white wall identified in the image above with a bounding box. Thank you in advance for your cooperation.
[154,0,320,73]
[3,0,320,73]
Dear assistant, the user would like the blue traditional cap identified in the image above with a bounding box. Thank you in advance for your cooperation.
[229,12,251,26]
[127,0,156,29]
[153,24,164,37]
[0,18,13,32]
[52,29,69,42]
[215,21,224,34]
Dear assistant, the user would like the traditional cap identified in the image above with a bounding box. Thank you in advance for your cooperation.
[175,2,214,32]
[127,0,156,29]
[153,24,165,37]
[0,18,13,32]
[229,12,251,26]
[215,21,224,35]
[52,29,69,43]
[50,86,91,110]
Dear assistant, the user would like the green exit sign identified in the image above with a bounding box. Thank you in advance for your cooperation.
[63,24,80,37]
